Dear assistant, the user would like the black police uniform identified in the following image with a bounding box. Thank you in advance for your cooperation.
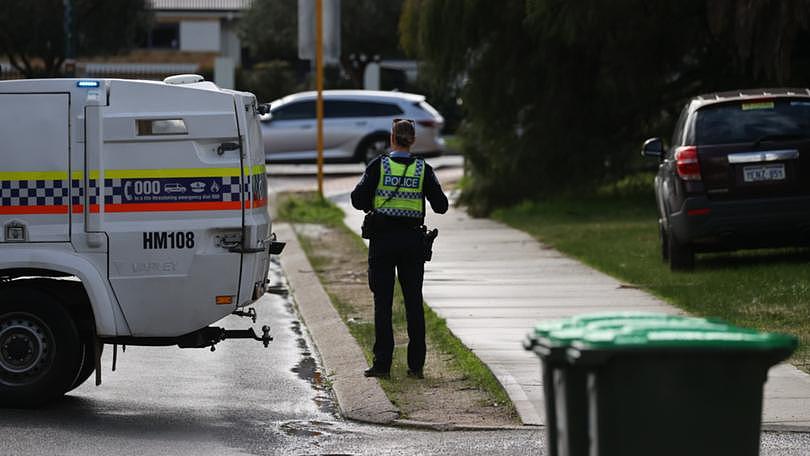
[351,152,448,376]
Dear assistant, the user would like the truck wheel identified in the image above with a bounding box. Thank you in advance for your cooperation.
[356,134,389,164]
[668,234,695,271]
[66,340,101,393]
[659,221,669,262]
[0,289,82,407]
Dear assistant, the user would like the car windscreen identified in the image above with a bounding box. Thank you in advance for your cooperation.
[695,98,810,145]
[272,101,315,120]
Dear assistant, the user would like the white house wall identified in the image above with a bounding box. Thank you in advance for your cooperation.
[180,20,221,52]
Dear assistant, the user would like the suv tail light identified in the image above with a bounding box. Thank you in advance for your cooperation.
[417,119,438,128]
[675,146,701,181]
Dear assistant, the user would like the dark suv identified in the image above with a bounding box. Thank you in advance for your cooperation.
[643,89,810,270]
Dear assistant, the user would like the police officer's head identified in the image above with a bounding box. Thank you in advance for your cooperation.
[391,118,416,150]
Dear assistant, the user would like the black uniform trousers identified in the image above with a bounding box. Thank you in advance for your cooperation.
[368,227,426,372]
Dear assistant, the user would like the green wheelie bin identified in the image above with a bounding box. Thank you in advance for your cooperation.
[565,324,797,456]
[524,312,727,456]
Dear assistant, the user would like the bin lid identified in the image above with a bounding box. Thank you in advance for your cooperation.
[530,312,678,338]
[526,312,723,347]
[543,317,730,346]
[574,324,797,351]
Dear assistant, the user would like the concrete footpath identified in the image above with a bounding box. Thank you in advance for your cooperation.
[335,196,810,431]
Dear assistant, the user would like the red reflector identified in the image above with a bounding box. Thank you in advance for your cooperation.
[417,120,437,127]
[675,146,701,181]
[687,208,711,216]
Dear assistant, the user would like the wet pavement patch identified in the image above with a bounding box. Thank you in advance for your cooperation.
[270,260,340,417]
[290,320,303,336]
[283,268,339,416]
[291,349,337,415]
[279,420,352,437]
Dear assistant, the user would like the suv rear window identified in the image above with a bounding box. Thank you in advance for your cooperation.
[695,98,810,145]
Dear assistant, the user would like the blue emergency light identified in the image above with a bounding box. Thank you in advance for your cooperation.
[76,80,100,88]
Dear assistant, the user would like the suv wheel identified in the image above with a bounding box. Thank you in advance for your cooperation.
[0,288,83,407]
[668,233,695,271]
[356,134,389,164]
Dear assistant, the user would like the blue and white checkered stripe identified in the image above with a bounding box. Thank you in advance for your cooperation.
[1,174,249,208]
[377,207,423,217]
[381,156,425,179]
[413,159,424,179]
[375,189,422,200]
[0,175,252,211]
[0,179,72,208]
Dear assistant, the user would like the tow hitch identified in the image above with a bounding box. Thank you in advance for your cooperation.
[176,325,273,351]
[224,326,273,348]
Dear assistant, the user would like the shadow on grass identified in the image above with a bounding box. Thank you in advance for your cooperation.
[698,248,810,270]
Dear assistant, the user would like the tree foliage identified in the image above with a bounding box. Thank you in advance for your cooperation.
[240,0,405,86]
[240,0,300,62]
[402,0,810,214]
[0,0,152,77]
[237,60,302,103]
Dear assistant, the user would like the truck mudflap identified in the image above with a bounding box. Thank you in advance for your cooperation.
[269,236,286,255]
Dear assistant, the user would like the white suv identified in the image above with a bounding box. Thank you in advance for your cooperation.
[261,90,445,163]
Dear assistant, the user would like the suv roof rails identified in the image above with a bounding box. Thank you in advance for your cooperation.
[696,88,810,102]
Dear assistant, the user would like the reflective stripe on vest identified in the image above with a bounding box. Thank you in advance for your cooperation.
[373,156,425,218]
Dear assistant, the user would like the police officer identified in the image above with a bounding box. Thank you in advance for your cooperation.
[351,119,448,379]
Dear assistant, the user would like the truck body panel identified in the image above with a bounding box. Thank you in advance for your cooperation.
[0,78,272,338]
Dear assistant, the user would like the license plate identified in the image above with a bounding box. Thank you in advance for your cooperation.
[743,164,785,182]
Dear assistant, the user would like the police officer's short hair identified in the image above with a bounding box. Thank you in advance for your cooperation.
[392,119,416,148]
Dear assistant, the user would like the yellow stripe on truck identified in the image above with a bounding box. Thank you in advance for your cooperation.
[3,167,253,181]
[0,171,69,180]
[101,168,243,179]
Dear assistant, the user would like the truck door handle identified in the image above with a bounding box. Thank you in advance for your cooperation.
[221,239,241,249]
[216,234,264,253]
[215,233,242,249]
[217,142,240,155]
[300,124,313,129]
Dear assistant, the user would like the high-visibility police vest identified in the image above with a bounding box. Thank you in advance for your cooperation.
[373,156,425,218]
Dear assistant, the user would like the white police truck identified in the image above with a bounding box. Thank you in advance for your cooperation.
[0,75,283,407]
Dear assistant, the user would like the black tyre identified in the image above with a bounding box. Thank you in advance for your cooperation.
[356,134,390,164]
[66,340,101,393]
[659,220,669,262]
[0,288,83,407]
[668,233,695,271]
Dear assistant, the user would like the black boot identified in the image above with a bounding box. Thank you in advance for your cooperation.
[406,369,424,379]
[364,366,390,378]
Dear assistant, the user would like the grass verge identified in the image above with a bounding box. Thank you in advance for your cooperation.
[491,183,810,372]
[278,192,517,422]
